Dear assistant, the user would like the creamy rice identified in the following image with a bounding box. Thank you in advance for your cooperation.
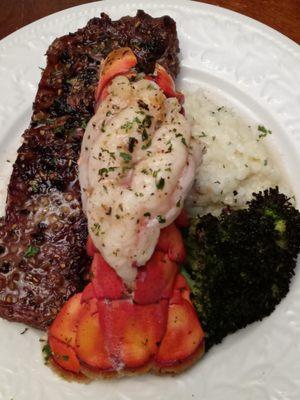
[185,90,292,216]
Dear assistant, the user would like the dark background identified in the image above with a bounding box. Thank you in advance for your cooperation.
[0,0,299,43]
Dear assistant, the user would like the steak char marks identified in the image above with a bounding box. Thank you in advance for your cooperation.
[0,11,180,329]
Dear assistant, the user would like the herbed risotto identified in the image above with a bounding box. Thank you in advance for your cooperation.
[185,90,292,216]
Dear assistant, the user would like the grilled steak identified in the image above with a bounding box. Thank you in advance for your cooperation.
[0,11,180,329]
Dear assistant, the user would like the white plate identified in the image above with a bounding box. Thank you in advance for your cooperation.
[0,1,300,399]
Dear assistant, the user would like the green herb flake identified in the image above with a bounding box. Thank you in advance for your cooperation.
[143,115,153,128]
[133,116,142,124]
[142,140,152,150]
[181,137,188,146]
[42,343,52,363]
[91,223,101,236]
[81,120,88,129]
[119,152,132,163]
[54,126,65,135]
[101,121,106,133]
[98,167,116,176]
[157,215,166,224]
[141,129,149,142]
[24,246,40,258]
[156,177,165,190]
[121,121,134,132]
[144,212,151,217]
[29,180,39,193]
[137,99,149,110]
[257,125,272,139]
[128,137,138,153]
[166,143,173,153]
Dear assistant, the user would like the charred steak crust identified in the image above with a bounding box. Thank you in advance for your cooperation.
[0,11,180,330]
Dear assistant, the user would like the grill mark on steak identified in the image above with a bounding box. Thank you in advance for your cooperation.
[0,11,180,329]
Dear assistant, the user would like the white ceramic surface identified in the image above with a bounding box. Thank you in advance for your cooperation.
[0,1,300,399]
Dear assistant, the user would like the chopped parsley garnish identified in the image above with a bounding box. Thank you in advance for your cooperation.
[42,343,52,363]
[141,129,148,141]
[98,167,116,176]
[128,137,138,153]
[138,99,149,110]
[143,115,152,128]
[101,120,106,132]
[119,152,132,163]
[81,120,88,129]
[54,126,65,135]
[101,148,116,160]
[142,140,152,150]
[144,212,151,217]
[257,125,272,139]
[24,245,40,258]
[29,180,39,193]
[91,223,101,236]
[157,215,166,224]
[104,206,112,216]
[156,177,165,190]
[121,121,134,132]
[166,143,173,153]
[133,116,142,124]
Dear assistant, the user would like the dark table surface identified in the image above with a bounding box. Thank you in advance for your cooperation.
[0,0,299,43]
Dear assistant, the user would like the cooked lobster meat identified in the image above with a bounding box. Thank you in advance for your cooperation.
[47,49,204,378]
[79,48,200,286]
[0,11,180,329]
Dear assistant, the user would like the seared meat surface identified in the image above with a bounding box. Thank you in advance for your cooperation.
[0,11,180,329]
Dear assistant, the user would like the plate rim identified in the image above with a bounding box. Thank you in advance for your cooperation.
[0,0,299,57]
[0,1,300,399]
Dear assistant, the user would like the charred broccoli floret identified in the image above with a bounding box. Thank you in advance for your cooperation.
[184,188,300,349]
